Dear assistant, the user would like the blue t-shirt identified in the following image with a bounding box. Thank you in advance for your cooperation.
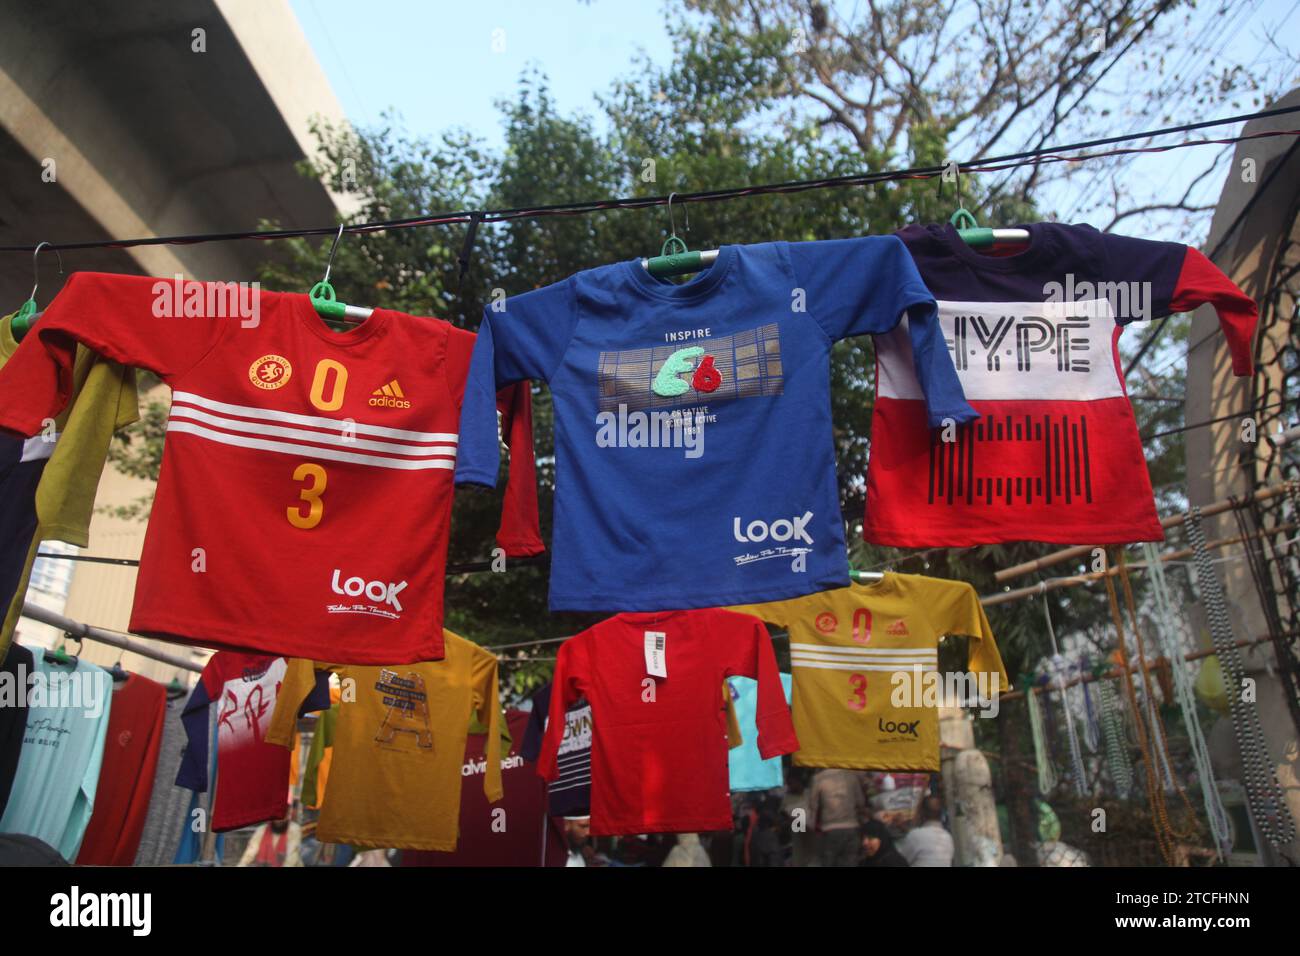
[456,238,975,611]
[0,655,113,860]
[728,673,793,792]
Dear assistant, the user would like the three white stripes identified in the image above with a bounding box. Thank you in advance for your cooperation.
[790,642,937,673]
[167,390,457,471]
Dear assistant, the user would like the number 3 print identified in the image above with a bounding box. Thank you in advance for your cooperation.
[287,463,327,529]
[847,673,868,711]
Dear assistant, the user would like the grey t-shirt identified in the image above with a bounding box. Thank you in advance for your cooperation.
[133,696,190,866]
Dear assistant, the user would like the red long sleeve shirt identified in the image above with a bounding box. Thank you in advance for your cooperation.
[75,673,167,865]
[538,609,798,836]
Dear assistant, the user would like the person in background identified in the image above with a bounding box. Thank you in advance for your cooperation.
[781,770,814,867]
[858,819,909,867]
[896,795,955,867]
[748,806,785,867]
[237,805,302,867]
[735,798,760,865]
[809,768,867,867]
[563,816,598,867]
[662,832,712,866]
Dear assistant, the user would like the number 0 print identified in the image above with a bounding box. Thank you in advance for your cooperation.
[287,463,327,529]
[852,608,872,645]
[309,358,348,411]
[848,673,868,711]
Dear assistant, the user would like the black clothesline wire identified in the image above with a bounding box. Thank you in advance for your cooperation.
[1,105,1298,255]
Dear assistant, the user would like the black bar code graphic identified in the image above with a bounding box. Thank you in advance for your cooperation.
[597,323,784,413]
[927,413,1094,506]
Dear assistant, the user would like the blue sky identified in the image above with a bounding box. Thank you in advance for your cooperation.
[290,0,674,149]
[290,0,1299,241]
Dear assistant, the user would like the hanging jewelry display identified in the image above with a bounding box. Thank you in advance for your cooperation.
[1185,505,1296,849]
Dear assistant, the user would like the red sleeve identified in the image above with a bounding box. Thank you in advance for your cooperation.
[537,634,588,782]
[714,610,799,760]
[1167,247,1257,377]
[0,272,232,436]
[447,325,545,558]
[494,381,545,557]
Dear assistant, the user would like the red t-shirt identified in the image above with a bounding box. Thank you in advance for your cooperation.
[538,609,798,837]
[76,673,167,865]
[0,273,543,664]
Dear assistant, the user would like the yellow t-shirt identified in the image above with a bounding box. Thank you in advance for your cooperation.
[266,630,503,852]
[733,573,1007,772]
[0,313,138,651]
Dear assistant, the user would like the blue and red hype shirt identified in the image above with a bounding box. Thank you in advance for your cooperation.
[457,238,976,612]
[864,223,1258,547]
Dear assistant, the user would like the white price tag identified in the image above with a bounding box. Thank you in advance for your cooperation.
[644,631,667,678]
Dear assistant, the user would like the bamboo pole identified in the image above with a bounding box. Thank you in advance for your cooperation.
[980,522,1297,607]
[998,635,1280,702]
[992,482,1293,584]
[21,601,204,672]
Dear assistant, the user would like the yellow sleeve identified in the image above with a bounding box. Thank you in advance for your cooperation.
[918,578,1010,695]
[266,659,332,748]
[724,683,743,749]
[115,365,139,430]
[470,644,505,803]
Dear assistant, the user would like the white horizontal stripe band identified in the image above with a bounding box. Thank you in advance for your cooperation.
[789,660,938,673]
[789,643,936,657]
[549,779,593,793]
[791,654,939,667]
[172,390,458,443]
[167,421,456,470]
[169,405,456,459]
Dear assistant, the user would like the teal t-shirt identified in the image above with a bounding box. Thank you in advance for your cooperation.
[0,655,112,859]
[727,673,793,792]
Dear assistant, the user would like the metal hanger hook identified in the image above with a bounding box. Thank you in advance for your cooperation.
[322,224,345,285]
[31,241,64,301]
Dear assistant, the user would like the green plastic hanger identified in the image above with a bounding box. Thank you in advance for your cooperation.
[951,206,997,249]
[849,568,886,583]
[947,165,995,248]
[945,167,1029,249]
[44,634,80,666]
[11,242,62,342]
[641,193,718,278]
[309,225,374,328]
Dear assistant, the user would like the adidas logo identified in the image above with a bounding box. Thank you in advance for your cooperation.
[369,379,411,408]
[886,619,909,636]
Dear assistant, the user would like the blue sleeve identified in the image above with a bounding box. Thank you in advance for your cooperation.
[455,280,577,488]
[175,680,212,792]
[789,235,976,429]
[520,683,551,763]
[303,669,332,715]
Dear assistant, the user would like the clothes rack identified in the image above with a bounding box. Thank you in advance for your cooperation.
[19,600,204,673]
[1000,634,1284,703]
[982,520,1297,606]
